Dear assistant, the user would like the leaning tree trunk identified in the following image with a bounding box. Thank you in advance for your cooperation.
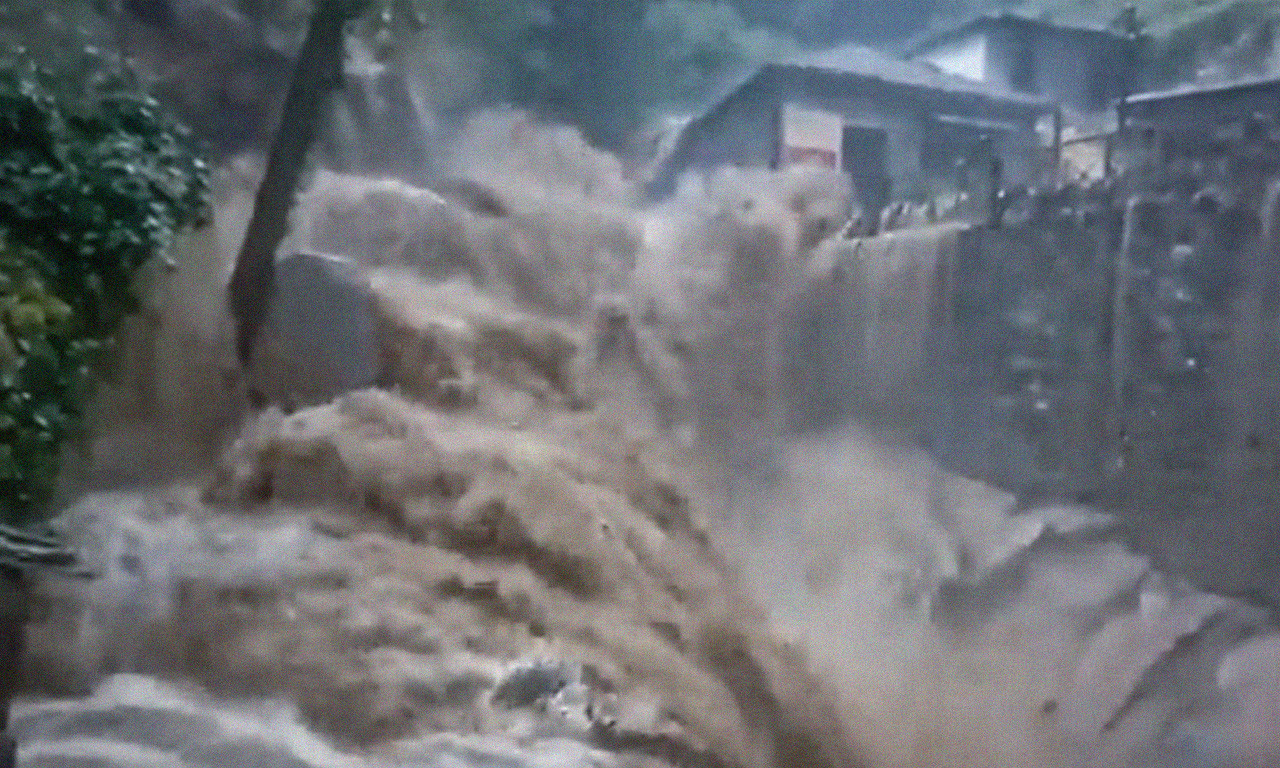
[227,0,369,368]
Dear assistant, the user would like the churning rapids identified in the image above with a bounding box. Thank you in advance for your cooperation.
[9,112,1280,768]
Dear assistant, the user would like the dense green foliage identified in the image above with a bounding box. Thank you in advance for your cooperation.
[0,49,209,523]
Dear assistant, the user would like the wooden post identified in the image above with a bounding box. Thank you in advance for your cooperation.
[988,156,1005,229]
[1104,101,1124,180]
[1104,132,1113,182]
[227,0,370,368]
[0,568,26,768]
[1108,196,1144,475]
[1051,107,1063,183]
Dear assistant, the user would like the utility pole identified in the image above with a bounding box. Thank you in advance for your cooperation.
[0,524,87,768]
[1108,4,1143,179]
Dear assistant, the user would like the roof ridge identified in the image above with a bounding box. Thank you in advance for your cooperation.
[773,43,1051,107]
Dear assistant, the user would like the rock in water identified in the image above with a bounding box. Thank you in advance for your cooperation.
[249,252,380,408]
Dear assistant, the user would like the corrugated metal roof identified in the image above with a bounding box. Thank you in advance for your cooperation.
[777,43,1051,107]
[1125,73,1280,105]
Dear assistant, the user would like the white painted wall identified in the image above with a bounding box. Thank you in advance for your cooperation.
[782,90,926,190]
[919,34,989,83]
[780,103,844,169]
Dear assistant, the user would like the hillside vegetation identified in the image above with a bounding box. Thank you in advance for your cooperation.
[927,0,1280,86]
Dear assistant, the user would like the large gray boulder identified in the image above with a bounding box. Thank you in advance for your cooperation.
[249,252,381,408]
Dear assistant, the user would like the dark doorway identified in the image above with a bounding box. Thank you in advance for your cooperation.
[842,125,890,217]
[1010,40,1037,93]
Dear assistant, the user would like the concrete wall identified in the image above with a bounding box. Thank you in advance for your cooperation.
[779,84,926,190]
[647,80,780,200]
[984,26,1128,114]
[799,210,1115,501]
[919,25,1129,115]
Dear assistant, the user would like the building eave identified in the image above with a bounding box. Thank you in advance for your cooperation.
[1125,74,1280,107]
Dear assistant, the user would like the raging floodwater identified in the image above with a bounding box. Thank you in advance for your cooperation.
[720,425,1280,768]
[13,114,1280,768]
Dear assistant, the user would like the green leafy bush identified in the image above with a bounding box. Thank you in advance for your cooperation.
[0,49,210,523]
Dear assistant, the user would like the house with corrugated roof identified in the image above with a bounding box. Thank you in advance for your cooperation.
[1123,74,1280,135]
[644,44,1051,213]
[1109,73,1280,187]
[908,13,1139,119]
